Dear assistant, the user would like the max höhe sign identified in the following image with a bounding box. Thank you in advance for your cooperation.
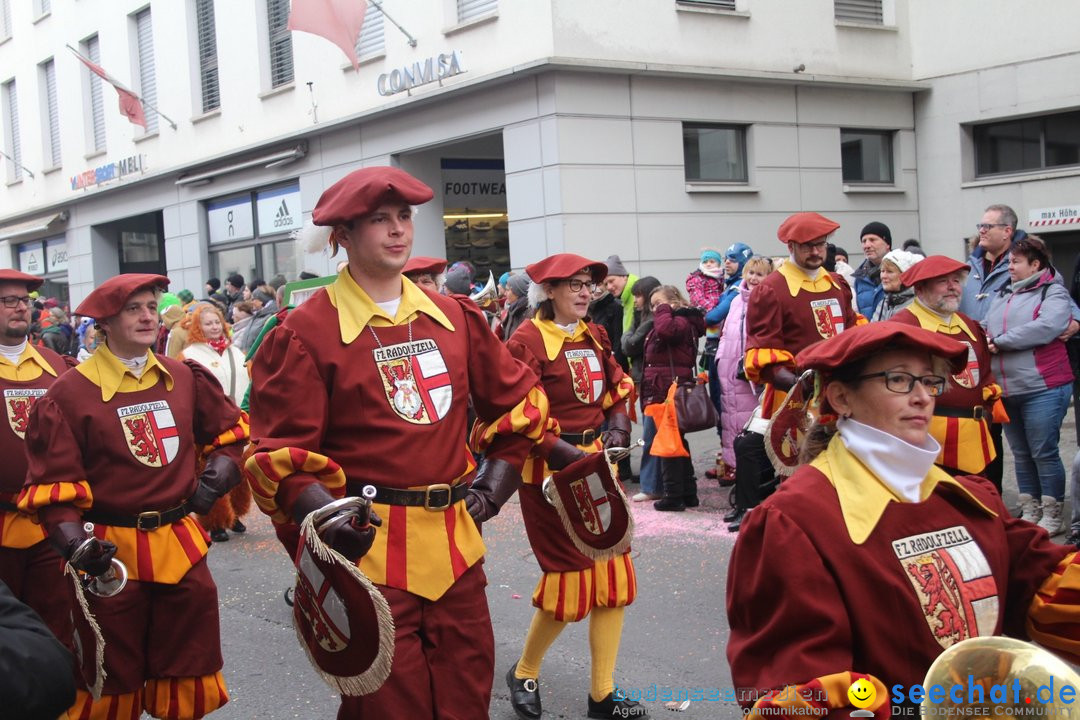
[70,154,146,191]
[377,51,465,97]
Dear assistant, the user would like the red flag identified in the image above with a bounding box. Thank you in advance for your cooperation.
[73,53,147,128]
[288,0,367,72]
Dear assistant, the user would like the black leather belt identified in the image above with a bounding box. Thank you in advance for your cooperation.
[367,483,469,512]
[84,502,193,531]
[933,406,986,420]
[560,429,599,446]
[0,501,17,512]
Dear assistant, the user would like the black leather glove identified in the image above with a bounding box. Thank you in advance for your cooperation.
[50,522,117,577]
[466,458,522,524]
[767,366,799,392]
[292,484,381,562]
[602,414,631,451]
[188,453,242,514]
[545,438,587,471]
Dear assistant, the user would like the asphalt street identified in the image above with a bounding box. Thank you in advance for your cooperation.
[206,412,1079,719]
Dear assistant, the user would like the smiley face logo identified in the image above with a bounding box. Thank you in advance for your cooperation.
[848,678,876,709]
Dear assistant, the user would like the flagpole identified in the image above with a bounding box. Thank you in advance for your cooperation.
[0,148,35,179]
[368,0,417,48]
[65,44,179,131]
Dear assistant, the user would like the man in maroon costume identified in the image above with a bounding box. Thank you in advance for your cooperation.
[245,166,579,719]
[0,269,76,654]
[18,273,247,719]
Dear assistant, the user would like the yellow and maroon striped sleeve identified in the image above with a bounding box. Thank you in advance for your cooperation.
[601,373,634,413]
[243,447,347,524]
[747,672,888,719]
[205,409,249,452]
[743,348,795,384]
[17,480,93,512]
[982,382,1002,403]
[1027,551,1080,662]
[471,385,557,465]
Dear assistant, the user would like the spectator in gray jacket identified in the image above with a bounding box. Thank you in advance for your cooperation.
[984,236,1074,535]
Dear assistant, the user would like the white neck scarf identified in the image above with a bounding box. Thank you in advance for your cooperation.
[913,296,953,325]
[699,262,723,279]
[837,417,940,502]
[0,339,26,364]
[555,320,578,335]
[117,352,149,378]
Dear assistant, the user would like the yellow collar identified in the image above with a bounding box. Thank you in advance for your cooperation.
[810,435,997,545]
[0,343,58,380]
[531,318,601,361]
[326,270,454,343]
[778,261,840,297]
[75,343,174,402]
[908,298,978,342]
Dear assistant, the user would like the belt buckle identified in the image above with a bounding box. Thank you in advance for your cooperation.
[136,511,162,531]
[581,429,595,445]
[973,406,985,420]
[423,484,453,512]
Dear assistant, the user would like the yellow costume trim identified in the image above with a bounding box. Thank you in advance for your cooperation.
[1027,551,1080,662]
[743,347,795,384]
[777,262,840,297]
[748,672,889,719]
[809,434,996,545]
[531,317,603,361]
[17,479,94,512]
[76,343,174,401]
[244,446,347,524]
[908,297,978,342]
[0,343,58,381]
[327,270,453,343]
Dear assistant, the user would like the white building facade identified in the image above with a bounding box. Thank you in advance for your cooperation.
[0,0,1077,305]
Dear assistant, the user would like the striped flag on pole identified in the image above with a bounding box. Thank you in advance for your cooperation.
[67,46,147,128]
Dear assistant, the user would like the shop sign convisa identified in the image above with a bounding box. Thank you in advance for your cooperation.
[70,154,146,191]
[377,51,464,97]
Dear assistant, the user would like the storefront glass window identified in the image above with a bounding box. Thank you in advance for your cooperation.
[441,159,508,283]
[206,181,301,284]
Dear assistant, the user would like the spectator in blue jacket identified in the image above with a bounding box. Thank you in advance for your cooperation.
[851,221,891,318]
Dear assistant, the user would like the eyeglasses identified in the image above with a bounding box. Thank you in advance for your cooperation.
[856,370,947,397]
[0,295,31,309]
[975,223,1008,232]
[561,279,597,293]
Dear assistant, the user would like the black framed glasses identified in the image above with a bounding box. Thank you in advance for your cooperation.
[562,279,597,293]
[0,295,31,309]
[975,223,1008,232]
[856,370,947,397]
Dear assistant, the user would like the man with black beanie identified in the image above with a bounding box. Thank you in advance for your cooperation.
[852,221,891,318]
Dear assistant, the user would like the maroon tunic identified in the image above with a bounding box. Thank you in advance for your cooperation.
[727,464,1069,700]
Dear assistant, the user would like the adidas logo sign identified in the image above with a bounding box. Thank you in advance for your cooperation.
[273,199,293,228]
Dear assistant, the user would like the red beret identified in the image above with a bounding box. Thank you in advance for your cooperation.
[75,274,170,319]
[402,256,447,276]
[0,269,44,291]
[900,255,969,288]
[796,322,969,376]
[777,212,840,244]
[525,254,607,285]
[312,167,434,226]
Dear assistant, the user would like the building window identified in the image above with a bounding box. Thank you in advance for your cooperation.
[267,0,294,88]
[457,0,497,23]
[835,0,883,24]
[2,79,21,182]
[355,1,385,59]
[41,59,60,167]
[195,0,220,112]
[84,34,106,153]
[973,110,1080,177]
[841,129,894,184]
[0,0,10,40]
[34,0,50,19]
[206,182,303,283]
[135,7,158,133]
[683,123,748,183]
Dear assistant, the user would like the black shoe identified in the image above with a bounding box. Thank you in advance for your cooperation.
[506,663,541,720]
[284,586,294,606]
[210,528,229,543]
[587,692,649,718]
[683,496,700,508]
[231,519,247,533]
[1066,529,1080,547]
[727,508,748,532]
[653,497,686,512]
[723,506,741,523]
